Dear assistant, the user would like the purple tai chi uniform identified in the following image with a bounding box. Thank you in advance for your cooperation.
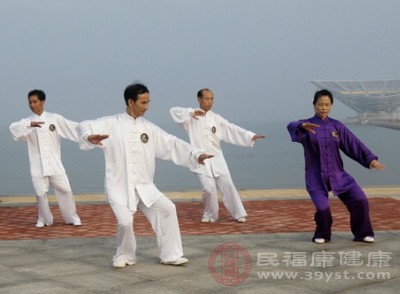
[287,115,377,242]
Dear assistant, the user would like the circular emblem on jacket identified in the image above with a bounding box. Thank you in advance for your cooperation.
[140,133,149,143]
[211,126,216,134]
[49,124,56,132]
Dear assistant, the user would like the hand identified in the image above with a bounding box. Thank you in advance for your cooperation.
[88,134,109,146]
[198,154,214,165]
[369,159,384,171]
[30,121,45,128]
[252,134,265,141]
[301,122,320,134]
[192,110,205,120]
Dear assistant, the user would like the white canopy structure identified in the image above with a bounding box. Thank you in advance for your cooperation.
[310,80,400,129]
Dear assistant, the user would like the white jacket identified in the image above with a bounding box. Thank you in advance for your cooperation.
[9,111,78,177]
[78,112,203,211]
[170,107,255,177]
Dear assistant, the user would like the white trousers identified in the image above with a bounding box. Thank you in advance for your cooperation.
[110,193,183,264]
[198,173,247,221]
[31,174,80,225]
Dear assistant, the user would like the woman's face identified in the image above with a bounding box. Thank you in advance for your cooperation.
[314,95,332,120]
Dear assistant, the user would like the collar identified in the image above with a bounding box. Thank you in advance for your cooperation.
[123,111,143,122]
[32,110,47,120]
[312,114,330,124]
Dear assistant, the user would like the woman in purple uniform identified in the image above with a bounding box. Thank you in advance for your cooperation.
[287,89,384,244]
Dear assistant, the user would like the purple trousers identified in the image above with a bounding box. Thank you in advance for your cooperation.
[309,184,374,242]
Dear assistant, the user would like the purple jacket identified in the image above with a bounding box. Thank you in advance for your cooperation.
[287,115,377,195]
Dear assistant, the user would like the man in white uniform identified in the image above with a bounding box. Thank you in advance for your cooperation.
[9,89,82,228]
[78,83,213,268]
[170,88,265,223]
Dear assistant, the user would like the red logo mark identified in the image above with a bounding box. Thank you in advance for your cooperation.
[208,242,252,286]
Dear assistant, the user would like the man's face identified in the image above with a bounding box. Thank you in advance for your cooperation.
[128,92,150,118]
[28,95,45,115]
[197,90,214,112]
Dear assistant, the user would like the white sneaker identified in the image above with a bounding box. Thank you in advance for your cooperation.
[73,220,82,226]
[161,257,189,266]
[363,236,375,243]
[236,217,247,223]
[113,259,135,268]
[201,217,215,223]
[113,259,127,268]
[314,238,325,244]
[35,220,45,228]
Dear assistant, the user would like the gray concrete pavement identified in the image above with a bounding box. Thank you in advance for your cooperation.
[1,231,399,294]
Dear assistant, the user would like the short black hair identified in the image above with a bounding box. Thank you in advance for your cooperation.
[28,89,46,101]
[197,88,211,98]
[313,89,333,105]
[124,82,149,105]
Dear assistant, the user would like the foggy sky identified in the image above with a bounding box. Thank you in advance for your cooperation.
[1,0,400,127]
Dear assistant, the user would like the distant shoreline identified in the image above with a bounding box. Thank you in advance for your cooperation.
[2,186,400,205]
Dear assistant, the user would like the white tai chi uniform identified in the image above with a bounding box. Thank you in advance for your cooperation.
[9,111,81,226]
[78,112,203,264]
[170,107,256,221]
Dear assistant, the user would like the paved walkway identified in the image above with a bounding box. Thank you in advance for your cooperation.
[0,189,399,293]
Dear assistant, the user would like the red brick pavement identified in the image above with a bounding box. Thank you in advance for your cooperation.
[0,198,399,240]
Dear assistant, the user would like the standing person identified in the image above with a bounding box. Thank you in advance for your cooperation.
[9,89,82,228]
[287,89,384,244]
[78,82,213,268]
[170,88,265,223]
